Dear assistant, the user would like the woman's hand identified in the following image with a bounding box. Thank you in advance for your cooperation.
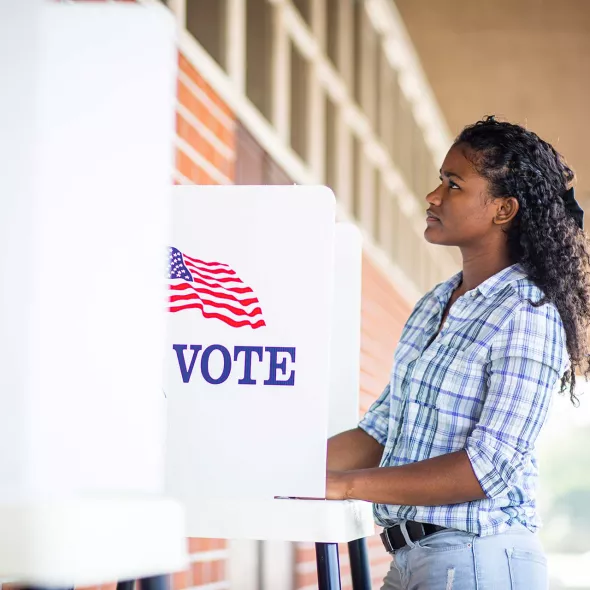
[325,470,351,500]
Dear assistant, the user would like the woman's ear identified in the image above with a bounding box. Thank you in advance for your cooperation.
[493,196,519,226]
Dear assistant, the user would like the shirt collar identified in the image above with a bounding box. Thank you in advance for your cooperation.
[433,263,528,304]
[476,264,528,298]
[432,271,462,306]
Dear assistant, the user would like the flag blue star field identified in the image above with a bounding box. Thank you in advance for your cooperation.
[167,247,266,329]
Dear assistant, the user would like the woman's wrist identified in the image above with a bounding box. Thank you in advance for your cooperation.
[326,470,356,500]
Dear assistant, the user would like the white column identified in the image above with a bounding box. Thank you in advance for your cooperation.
[168,0,186,27]
[308,65,325,179]
[311,0,326,50]
[272,3,291,144]
[335,109,353,214]
[227,0,247,93]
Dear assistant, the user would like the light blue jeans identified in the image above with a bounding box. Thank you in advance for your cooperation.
[381,521,548,590]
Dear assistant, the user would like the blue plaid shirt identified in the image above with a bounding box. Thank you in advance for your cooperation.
[359,264,569,536]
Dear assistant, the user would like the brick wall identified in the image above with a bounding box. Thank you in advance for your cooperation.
[175,54,235,186]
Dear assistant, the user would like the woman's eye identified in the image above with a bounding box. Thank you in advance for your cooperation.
[439,176,460,190]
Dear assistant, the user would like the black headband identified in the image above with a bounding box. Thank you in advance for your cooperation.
[563,187,584,230]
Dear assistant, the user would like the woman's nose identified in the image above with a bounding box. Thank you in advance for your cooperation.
[425,186,442,206]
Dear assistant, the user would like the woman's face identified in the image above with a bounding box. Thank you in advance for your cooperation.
[424,144,509,248]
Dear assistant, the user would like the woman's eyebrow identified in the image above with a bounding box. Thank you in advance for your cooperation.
[440,169,465,182]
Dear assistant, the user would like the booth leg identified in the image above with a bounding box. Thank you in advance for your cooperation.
[348,538,372,590]
[315,543,342,590]
[139,575,170,590]
[116,581,135,590]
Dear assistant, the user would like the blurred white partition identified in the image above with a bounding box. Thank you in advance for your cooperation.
[0,2,187,585]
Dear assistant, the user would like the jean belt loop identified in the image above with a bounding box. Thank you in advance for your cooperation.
[399,520,416,549]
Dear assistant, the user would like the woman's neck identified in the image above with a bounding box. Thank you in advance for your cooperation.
[459,247,514,293]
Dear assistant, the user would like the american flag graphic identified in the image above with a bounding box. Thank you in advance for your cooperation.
[167,247,266,329]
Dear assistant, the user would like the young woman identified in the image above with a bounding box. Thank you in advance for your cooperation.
[326,117,590,589]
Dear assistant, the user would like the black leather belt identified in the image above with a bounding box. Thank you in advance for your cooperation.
[380,521,447,553]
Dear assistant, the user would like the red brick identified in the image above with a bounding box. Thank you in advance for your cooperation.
[296,546,316,562]
[177,80,200,117]
[210,559,226,581]
[176,112,205,155]
[196,166,215,185]
[189,559,226,585]
[211,149,227,172]
[295,570,318,587]
[178,54,205,92]
[200,139,215,164]
[175,148,198,184]
[209,86,234,120]
[172,569,191,590]
[217,123,234,151]
[187,537,226,553]
[195,99,210,128]
[191,561,209,585]
[178,79,230,149]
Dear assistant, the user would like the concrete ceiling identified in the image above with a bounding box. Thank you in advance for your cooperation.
[395,0,590,207]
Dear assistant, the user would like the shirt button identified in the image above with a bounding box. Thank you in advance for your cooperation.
[471,291,476,297]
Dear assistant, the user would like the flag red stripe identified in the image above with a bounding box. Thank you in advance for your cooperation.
[173,271,253,294]
[170,282,260,307]
[185,262,245,285]
[191,276,252,294]
[170,290,263,319]
[182,253,231,270]
[184,258,236,276]
[168,301,266,329]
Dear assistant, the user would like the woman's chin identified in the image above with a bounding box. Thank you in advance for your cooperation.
[424,225,445,244]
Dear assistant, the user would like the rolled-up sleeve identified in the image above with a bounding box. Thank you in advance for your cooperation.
[465,302,568,499]
[358,383,391,446]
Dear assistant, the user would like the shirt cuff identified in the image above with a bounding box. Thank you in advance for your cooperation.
[465,438,514,499]
[358,414,388,447]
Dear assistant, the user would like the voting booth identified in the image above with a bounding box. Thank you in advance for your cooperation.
[165,186,374,590]
[0,2,187,587]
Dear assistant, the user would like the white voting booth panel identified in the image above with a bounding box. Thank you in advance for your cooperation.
[165,197,374,541]
[0,2,186,584]
[165,185,335,501]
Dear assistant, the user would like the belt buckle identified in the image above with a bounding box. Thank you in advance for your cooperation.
[380,529,395,554]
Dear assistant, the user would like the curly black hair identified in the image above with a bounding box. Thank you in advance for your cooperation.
[455,116,590,404]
